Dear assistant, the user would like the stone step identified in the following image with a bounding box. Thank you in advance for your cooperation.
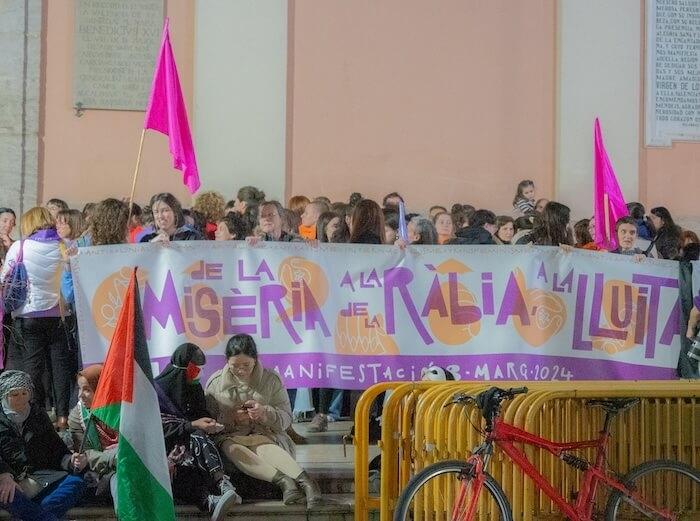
[291,419,354,445]
[0,494,355,520]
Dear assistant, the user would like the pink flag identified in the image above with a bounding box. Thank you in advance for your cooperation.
[143,18,200,194]
[593,118,628,250]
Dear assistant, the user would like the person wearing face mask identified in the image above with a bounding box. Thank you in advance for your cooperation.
[205,334,323,507]
[154,343,241,520]
[0,370,87,521]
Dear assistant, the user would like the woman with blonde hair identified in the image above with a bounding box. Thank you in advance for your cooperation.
[287,195,310,216]
[0,207,77,430]
[194,191,226,240]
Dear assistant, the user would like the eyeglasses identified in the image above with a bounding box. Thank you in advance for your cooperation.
[230,363,254,370]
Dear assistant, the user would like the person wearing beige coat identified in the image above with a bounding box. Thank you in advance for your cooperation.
[205,334,322,507]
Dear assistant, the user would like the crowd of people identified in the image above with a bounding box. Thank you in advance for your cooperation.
[0,180,697,519]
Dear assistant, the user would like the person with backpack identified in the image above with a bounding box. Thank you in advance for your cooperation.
[0,207,77,431]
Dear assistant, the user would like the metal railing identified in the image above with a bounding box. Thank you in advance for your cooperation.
[353,380,700,521]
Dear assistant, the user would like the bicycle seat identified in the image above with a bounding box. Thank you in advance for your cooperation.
[585,398,639,413]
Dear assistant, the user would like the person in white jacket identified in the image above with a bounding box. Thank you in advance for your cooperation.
[0,207,76,431]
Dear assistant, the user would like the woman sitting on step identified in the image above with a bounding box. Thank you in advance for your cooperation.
[0,370,87,521]
[205,334,323,507]
[154,343,241,521]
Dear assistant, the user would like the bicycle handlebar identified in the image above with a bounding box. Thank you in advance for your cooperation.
[449,386,529,425]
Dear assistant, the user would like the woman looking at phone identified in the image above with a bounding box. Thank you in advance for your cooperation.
[205,334,323,507]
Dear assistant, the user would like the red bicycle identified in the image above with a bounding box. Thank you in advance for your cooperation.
[393,387,700,520]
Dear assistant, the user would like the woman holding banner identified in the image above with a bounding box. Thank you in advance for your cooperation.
[140,193,203,243]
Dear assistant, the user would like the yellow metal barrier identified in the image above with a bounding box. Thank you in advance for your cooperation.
[354,381,700,521]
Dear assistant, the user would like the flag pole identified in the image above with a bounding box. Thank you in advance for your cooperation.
[127,129,147,225]
[603,193,611,244]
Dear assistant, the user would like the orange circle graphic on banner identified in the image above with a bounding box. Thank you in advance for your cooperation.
[334,312,399,355]
[592,279,640,354]
[427,282,481,345]
[278,257,329,310]
[91,267,147,341]
[512,269,566,347]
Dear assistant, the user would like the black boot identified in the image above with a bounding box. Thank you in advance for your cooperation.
[296,471,322,507]
[272,470,304,505]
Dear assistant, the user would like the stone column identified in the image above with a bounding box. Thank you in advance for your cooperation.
[0,0,42,215]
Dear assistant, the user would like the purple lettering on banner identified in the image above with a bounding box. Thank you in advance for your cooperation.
[553,269,573,293]
[360,269,382,288]
[191,260,205,280]
[142,271,185,337]
[537,262,548,283]
[260,283,302,344]
[448,273,481,324]
[496,271,529,326]
[421,275,448,317]
[222,294,257,335]
[632,274,679,358]
[301,280,331,336]
[383,267,433,344]
[573,274,592,350]
[634,287,649,345]
[189,286,220,337]
[481,273,494,315]
[609,283,633,329]
[237,259,259,281]
[590,273,627,340]
[255,260,274,281]
[340,271,355,291]
[659,299,681,346]
[177,352,677,391]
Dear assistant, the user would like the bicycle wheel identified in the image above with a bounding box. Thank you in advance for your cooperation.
[393,459,512,521]
[605,459,700,520]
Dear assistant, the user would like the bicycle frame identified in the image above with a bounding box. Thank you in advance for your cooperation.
[463,417,677,521]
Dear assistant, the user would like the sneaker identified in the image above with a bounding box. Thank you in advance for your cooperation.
[307,413,328,433]
[218,476,237,497]
[209,489,242,521]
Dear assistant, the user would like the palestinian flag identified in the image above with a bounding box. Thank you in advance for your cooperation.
[91,269,175,520]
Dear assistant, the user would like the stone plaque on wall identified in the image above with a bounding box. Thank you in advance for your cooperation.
[73,0,163,111]
[645,0,700,146]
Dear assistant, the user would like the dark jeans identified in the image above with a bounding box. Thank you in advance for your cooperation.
[7,317,78,417]
[318,388,344,419]
[0,474,86,521]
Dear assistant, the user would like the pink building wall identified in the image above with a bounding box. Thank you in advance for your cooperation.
[36,1,698,219]
[40,1,195,208]
[287,0,557,213]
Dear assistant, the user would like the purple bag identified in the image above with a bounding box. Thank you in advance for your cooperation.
[2,240,28,313]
